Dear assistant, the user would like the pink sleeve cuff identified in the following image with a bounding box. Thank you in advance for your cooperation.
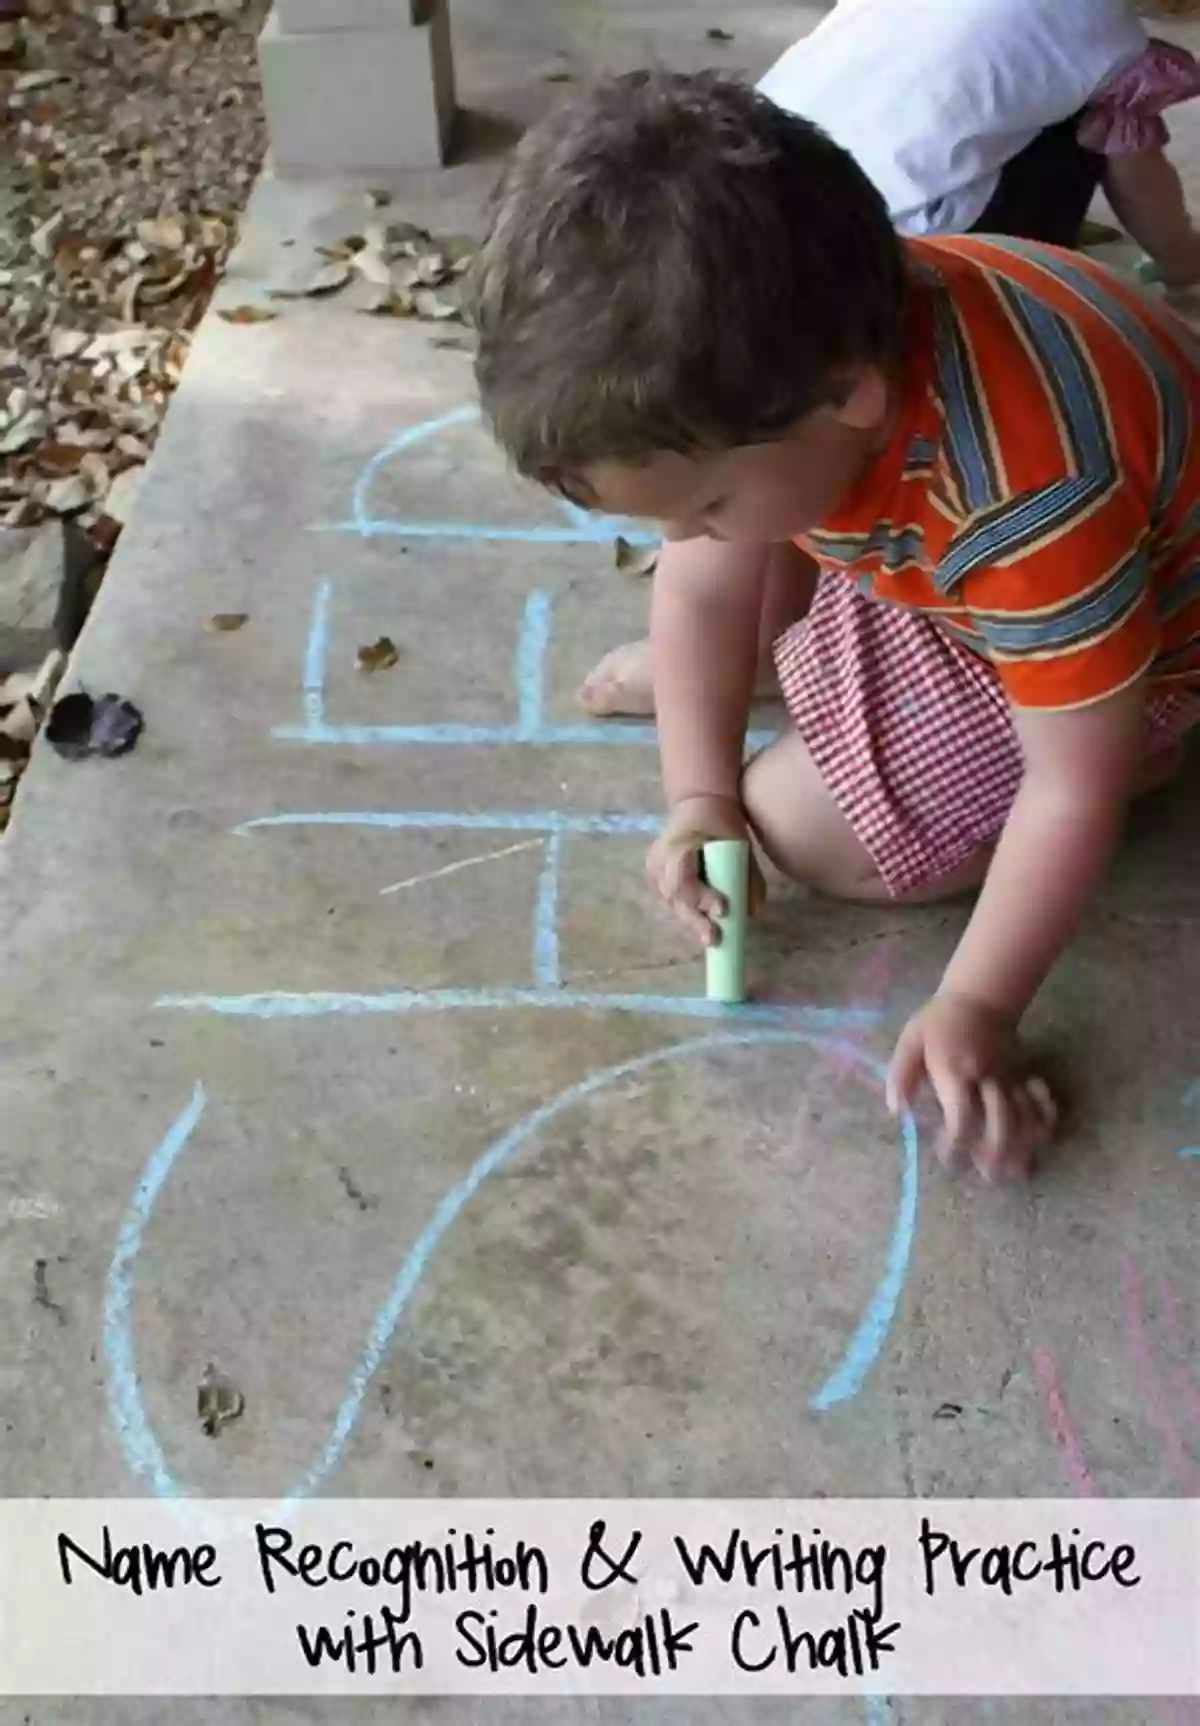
[1078,39,1200,155]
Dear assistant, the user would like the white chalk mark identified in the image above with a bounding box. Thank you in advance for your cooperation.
[380,838,545,896]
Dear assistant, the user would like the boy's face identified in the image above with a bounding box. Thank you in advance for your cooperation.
[581,371,890,544]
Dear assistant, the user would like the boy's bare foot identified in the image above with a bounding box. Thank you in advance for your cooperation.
[578,638,656,716]
[578,636,781,717]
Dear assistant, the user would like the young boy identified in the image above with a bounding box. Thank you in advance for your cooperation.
[471,72,1200,1183]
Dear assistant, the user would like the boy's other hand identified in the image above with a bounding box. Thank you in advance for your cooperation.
[647,793,765,948]
[886,990,1057,1183]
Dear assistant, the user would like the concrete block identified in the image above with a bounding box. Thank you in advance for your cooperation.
[275,0,414,33]
[258,0,456,174]
[0,523,94,672]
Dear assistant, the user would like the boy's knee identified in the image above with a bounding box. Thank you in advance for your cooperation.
[741,751,885,899]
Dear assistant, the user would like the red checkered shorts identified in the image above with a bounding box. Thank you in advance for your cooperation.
[773,574,1200,900]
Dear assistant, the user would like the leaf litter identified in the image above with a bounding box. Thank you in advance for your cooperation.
[290,206,476,324]
[0,648,65,830]
[0,7,477,834]
[1,0,270,547]
[0,0,269,828]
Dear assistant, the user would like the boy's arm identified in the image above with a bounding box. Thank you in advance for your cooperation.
[650,534,769,806]
[1104,151,1200,288]
[939,683,1145,1015]
[888,680,1148,1172]
[647,536,771,944]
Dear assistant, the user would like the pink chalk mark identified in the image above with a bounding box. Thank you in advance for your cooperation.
[822,941,900,1082]
[1032,1347,1099,1497]
[1157,1275,1200,1441]
[1034,1343,1197,1724]
[1122,1255,1200,1496]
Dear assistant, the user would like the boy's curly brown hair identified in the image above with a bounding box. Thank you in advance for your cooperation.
[471,70,909,494]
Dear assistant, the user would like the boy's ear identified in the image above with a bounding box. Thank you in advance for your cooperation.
[829,366,890,431]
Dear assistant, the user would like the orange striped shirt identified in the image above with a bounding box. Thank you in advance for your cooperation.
[802,236,1200,710]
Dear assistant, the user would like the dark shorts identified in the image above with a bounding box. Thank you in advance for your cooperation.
[971,113,1103,249]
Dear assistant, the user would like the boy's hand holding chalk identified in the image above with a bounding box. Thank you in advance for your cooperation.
[645,795,763,992]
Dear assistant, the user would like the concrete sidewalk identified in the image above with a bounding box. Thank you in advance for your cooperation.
[0,3,1196,1723]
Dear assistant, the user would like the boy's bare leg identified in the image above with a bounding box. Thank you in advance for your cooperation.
[742,731,991,904]
[742,730,1188,906]
[579,542,819,717]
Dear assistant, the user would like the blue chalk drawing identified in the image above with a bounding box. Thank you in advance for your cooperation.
[170,809,879,1023]
[276,581,778,752]
[313,401,661,548]
[1179,1082,1200,1157]
[533,831,563,986]
[159,985,878,1027]
[107,389,920,1726]
[233,809,663,837]
[105,1035,919,1503]
[103,1082,206,1501]
[287,403,772,752]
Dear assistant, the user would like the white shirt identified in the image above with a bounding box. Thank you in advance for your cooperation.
[757,0,1149,234]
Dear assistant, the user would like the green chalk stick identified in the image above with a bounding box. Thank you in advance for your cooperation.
[701,839,749,1004]
[1136,255,1162,285]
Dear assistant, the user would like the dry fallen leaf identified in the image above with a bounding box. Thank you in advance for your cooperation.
[136,215,187,252]
[197,1363,244,1439]
[43,475,92,515]
[139,264,194,307]
[1,410,51,455]
[412,287,461,322]
[48,329,90,362]
[0,653,65,713]
[116,270,144,323]
[45,690,144,760]
[415,251,449,284]
[205,611,248,632]
[306,259,354,295]
[15,67,71,92]
[29,212,65,259]
[360,287,416,317]
[103,466,141,525]
[0,699,40,746]
[352,238,394,291]
[356,636,400,673]
[218,304,277,324]
[614,535,659,578]
[268,258,352,300]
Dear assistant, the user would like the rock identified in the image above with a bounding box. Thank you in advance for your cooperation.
[0,521,98,671]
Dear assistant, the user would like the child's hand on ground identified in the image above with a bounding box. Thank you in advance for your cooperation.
[646,793,765,948]
[885,990,1057,1183]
